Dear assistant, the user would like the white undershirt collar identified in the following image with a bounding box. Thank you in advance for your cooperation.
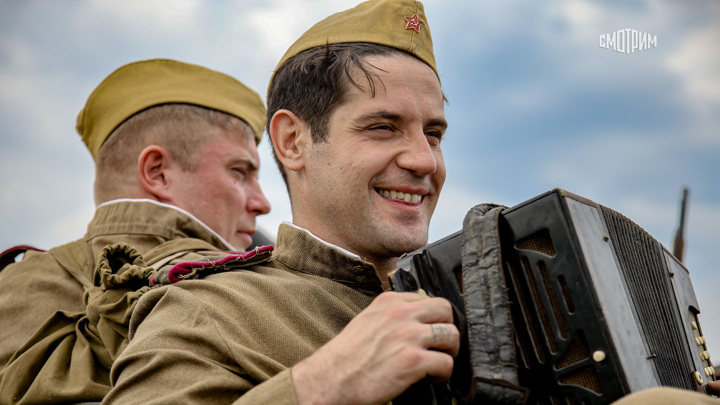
[283,222,361,259]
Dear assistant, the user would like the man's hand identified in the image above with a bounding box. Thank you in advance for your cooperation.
[291,291,460,405]
[708,380,720,396]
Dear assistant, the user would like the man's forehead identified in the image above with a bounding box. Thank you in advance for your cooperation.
[354,52,438,83]
[344,53,441,98]
[208,129,261,168]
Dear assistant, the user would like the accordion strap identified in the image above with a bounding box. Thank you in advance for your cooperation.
[461,203,529,404]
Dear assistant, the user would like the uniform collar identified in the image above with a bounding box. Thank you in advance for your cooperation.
[273,224,384,295]
[87,199,233,251]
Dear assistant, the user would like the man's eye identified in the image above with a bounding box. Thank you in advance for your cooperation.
[425,130,443,145]
[370,124,393,131]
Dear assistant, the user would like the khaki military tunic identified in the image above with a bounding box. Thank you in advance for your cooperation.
[106,223,384,404]
[0,199,232,403]
[105,223,718,405]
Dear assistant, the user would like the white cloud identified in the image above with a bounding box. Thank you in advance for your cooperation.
[666,23,720,102]
[244,0,315,61]
[88,0,205,32]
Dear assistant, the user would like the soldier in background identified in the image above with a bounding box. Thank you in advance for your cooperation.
[0,58,271,403]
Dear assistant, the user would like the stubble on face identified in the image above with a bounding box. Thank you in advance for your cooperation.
[296,53,447,273]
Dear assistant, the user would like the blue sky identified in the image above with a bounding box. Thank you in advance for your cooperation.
[1,0,719,359]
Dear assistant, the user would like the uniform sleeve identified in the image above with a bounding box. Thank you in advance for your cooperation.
[0,251,86,370]
[105,284,300,405]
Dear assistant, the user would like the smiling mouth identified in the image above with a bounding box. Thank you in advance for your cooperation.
[376,188,423,204]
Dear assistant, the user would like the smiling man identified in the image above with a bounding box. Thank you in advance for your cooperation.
[106,1,459,404]
[274,51,447,280]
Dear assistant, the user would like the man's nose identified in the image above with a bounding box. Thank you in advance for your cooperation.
[395,130,437,176]
[247,181,271,215]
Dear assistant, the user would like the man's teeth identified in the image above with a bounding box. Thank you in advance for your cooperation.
[379,189,423,204]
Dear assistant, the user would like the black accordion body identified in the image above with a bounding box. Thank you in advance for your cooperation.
[391,189,715,404]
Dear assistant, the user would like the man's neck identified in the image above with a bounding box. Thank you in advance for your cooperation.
[284,222,400,289]
[371,257,400,291]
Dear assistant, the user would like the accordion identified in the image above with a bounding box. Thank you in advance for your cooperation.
[391,189,715,404]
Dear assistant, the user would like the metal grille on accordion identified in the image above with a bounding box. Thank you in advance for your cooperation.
[390,188,716,405]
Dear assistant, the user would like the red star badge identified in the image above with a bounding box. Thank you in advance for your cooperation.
[405,14,424,32]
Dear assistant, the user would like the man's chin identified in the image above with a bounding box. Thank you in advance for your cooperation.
[232,233,254,252]
[382,233,429,257]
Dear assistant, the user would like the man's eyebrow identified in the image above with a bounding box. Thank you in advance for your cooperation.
[355,111,402,123]
[355,111,448,130]
[427,118,448,131]
[229,157,259,172]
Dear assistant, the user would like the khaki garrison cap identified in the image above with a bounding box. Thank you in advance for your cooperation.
[77,59,266,159]
[272,0,437,83]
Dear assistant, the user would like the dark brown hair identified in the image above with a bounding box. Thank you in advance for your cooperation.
[266,42,408,183]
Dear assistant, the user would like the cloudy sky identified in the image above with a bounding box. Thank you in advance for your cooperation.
[1,0,719,359]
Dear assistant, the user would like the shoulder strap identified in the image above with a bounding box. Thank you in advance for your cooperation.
[140,238,221,269]
[49,237,223,291]
[0,245,45,272]
[150,245,274,286]
[49,239,95,290]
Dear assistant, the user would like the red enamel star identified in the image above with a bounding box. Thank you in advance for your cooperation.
[405,14,424,32]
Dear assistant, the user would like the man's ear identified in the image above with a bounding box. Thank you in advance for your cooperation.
[269,109,310,172]
[137,145,173,201]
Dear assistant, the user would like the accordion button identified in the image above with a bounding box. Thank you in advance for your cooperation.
[694,371,703,384]
[692,321,698,330]
[592,351,606,363]
[705,367,713,377]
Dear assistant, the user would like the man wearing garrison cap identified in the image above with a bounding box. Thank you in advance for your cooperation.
[108,1,457,404]
[0,59,271,404]
[107,1,720,404]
